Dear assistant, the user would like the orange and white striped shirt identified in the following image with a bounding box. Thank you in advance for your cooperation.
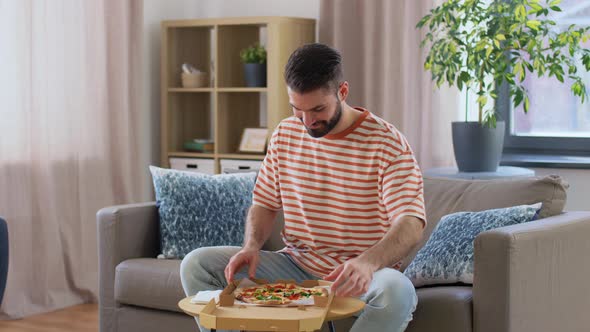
[252,108,426,278]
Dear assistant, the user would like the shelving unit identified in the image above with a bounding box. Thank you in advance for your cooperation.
[161,17,316,173]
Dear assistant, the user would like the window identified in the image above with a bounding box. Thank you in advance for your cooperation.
[501,0,590,161]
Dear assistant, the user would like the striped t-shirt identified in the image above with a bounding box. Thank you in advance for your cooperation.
[252,108,426,278]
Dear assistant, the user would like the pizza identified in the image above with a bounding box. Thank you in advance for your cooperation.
[234,282,328,305]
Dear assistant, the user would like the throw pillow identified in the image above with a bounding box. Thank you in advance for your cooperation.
[149,166,257,259]
[404,203,541,287]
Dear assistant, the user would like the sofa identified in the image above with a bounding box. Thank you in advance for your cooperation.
[97,175,590,332]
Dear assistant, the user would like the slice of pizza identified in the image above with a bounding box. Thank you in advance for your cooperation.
[292,286,328,298]
[280,284,328,300]
[235,285,292,305]
[265,283,287,295]
[235,283,328,305]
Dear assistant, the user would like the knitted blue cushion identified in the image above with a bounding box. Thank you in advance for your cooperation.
[404,203,541,287]
[149,166,256,259]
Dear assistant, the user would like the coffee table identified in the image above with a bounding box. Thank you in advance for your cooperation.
[178,295,365,332]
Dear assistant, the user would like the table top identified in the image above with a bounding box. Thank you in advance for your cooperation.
[424,166,535,180]
[178,295,365,321]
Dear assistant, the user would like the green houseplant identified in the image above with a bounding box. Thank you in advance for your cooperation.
[240,43,267,87]
[417,0,590,171]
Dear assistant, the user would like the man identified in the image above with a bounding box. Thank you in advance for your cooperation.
[180,43,426,332]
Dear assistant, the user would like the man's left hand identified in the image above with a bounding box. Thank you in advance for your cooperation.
[323,257,379,297]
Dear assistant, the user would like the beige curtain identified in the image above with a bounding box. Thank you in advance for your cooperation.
[320,0,459,169]
[0,0,147,319]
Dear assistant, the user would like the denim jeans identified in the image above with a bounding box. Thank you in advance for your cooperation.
[180,246,417,332]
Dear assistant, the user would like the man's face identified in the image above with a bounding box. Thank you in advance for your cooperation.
[288,87,342,138]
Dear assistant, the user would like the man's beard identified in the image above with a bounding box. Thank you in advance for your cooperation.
[303,101,342,138]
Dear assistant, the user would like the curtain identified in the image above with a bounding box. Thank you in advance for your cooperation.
[0,0,147,318]
[319,0,459,169]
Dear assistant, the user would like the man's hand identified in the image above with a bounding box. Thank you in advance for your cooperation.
[324,257,379,297]
[224,248,260,283]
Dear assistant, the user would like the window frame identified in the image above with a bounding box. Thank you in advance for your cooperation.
[497,81,590,156]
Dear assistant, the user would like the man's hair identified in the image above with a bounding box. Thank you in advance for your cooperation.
[284,43,343,94]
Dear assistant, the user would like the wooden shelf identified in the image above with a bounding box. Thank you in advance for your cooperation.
[167,152,263,160]
[168,88,214,92]
[217,87,267,92]
[162,17,315,28]
[218,153,266,160]
[161,17,315,172]
[168,152,215,159]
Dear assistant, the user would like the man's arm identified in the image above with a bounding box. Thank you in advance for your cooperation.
[357,215,424,270]
[243,205,279,250]
[325,215,424,296]
[224,205,278,282]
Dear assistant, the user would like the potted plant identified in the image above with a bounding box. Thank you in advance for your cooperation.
[240,43,267,87]
[417,0,590,172]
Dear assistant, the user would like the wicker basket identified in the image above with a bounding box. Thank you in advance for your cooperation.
[181,72,208,88]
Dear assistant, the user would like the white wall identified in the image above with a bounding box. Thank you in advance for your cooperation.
[142,0,203,191]
[142,0,320,169]
[196,0,321,19]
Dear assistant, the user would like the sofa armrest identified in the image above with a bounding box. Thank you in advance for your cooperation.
[473,211,590,332]
[96,202,159,332]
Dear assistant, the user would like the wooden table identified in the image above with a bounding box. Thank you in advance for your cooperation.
[178,295,365,332]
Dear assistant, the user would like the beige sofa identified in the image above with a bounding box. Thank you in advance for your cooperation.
[97,175,590,332]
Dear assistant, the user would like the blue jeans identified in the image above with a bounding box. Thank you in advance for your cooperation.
[180,246,417,332]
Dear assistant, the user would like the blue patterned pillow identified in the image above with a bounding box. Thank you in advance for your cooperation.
[404,203,541,287]
[149,166,257,259]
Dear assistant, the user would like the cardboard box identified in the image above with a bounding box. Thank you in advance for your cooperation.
[198,278,334,331]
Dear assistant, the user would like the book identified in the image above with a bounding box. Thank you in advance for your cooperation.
[184,139,214,152]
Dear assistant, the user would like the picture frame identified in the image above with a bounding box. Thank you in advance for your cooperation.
[238,128,268,153]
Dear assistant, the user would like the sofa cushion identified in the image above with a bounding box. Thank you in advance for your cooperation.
[406,286,473,332]
[149,166,256,258]
[115,258,185,313]
[400,175,568,270]
[404,203,541,287]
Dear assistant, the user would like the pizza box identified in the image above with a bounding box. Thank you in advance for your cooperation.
[198,278,334,331]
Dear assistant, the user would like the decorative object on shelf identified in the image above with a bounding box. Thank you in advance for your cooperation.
[238,128,268,153]
[180,62,207,88]
[417,0,590,172]
[240,43,267,87]
[183,139,214,153]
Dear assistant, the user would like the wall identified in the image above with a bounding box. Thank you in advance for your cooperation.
[142,0,202,193]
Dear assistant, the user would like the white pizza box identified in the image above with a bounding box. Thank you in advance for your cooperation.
[198,278,334,332]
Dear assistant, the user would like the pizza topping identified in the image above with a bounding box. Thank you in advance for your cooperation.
[235,283,327,306]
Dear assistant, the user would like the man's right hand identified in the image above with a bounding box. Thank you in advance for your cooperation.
[224,248,260,283]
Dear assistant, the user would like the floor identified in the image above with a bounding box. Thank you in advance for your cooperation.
[0,304,98,332]
[0,304,343,331]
